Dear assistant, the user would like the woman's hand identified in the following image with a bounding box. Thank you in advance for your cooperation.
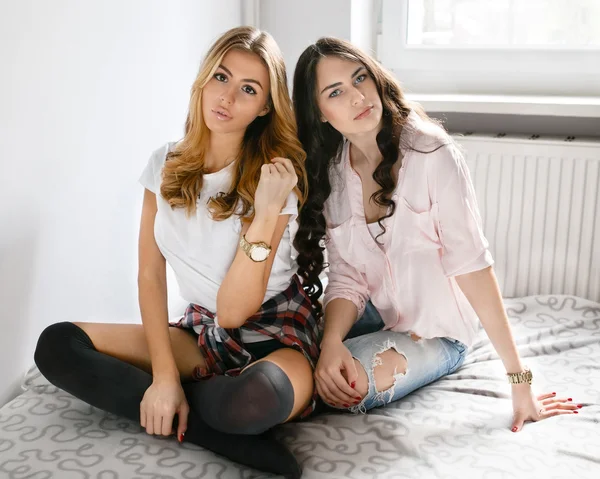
[315,338,363,408]
[510,385,582,432]
[140,376,189,442]
[254,157,298,220]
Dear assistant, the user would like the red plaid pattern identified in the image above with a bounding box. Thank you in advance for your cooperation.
[170,275,321,419]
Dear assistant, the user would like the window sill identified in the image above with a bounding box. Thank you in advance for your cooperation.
[404,94,600,118]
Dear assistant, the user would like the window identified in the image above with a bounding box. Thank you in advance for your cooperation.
[406,0,600,47]
[378,0,600,96]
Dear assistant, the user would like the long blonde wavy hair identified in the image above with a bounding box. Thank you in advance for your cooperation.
[160,26,307,220]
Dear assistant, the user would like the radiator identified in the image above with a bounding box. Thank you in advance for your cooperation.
[453,133,600,302]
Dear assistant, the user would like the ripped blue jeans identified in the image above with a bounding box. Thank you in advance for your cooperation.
[339,302,467,413]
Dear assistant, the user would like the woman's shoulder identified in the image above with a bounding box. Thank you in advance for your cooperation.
[401,111,452,156]
[149,141,179,166]
[148,141,181,174]
[139,142,180,194]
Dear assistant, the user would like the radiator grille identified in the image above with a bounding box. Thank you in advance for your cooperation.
[454,133,600,301]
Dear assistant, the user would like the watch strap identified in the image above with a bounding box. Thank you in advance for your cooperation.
[507,368,533,385]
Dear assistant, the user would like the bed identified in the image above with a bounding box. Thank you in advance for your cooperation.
[2,293,599,478]
[3,134,600,478]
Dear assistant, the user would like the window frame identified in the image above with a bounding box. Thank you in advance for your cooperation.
[378,0,600,96]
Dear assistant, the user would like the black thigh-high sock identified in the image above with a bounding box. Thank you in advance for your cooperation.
[33,322,302,479]
[185,361,296,435]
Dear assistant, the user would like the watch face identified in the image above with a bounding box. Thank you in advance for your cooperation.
[250,246,270,262]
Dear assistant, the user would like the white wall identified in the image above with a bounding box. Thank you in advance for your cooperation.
[0,0,241,406]
[259,0,351,85]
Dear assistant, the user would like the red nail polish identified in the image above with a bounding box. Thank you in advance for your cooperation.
[511,427,518,432]
[343,403,350,408]
[552,392,556,395]
[178,433,183,443]
[577,404,583,408]
[568,398,572,401]
[573,411,579,414]
[351,381,356,389]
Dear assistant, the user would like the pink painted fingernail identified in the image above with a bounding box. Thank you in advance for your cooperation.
[511,427,518,432]
[351,381,356,388]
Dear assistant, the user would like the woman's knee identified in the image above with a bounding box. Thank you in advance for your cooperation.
[34,322,91,376]
[352,349,407,399]
[252,348,313,380]
[251,348,313,421]
[373,349,407,392]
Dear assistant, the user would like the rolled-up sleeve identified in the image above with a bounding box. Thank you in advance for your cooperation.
[430,143,494,277]
[322,233,370,318]
[280,191,299,220]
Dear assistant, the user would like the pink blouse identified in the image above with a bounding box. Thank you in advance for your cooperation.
[322,112,494,347]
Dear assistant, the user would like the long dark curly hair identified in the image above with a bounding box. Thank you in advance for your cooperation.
[292,37,445,316]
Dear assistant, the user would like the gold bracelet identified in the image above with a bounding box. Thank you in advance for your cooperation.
[506,367,533,385]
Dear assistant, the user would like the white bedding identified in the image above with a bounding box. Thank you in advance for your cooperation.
[1,294,599,478]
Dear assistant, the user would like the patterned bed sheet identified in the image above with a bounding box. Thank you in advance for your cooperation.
[1,295,599,478]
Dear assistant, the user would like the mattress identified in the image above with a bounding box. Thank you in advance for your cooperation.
[1,294,599,479]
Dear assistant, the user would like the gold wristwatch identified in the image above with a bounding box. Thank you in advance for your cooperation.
[239,234,272,262]
[507,367,533,385]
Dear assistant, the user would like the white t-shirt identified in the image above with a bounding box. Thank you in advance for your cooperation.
[139,142,299,342]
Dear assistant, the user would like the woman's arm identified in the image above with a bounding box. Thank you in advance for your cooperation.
[320,299,359,346]
[320,222,370,343]
[455,266,523,373]
[138,188,192,441]
[313,230,371,405]
[217,212,290,328]
[427,139,577,431]
[138,189,179,380]
[455,264,578,431]
[216,157,298,328]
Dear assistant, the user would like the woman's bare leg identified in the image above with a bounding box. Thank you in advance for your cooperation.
[73,322,205,380]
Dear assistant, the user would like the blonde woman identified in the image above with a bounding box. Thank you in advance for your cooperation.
[34,27,318,478]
